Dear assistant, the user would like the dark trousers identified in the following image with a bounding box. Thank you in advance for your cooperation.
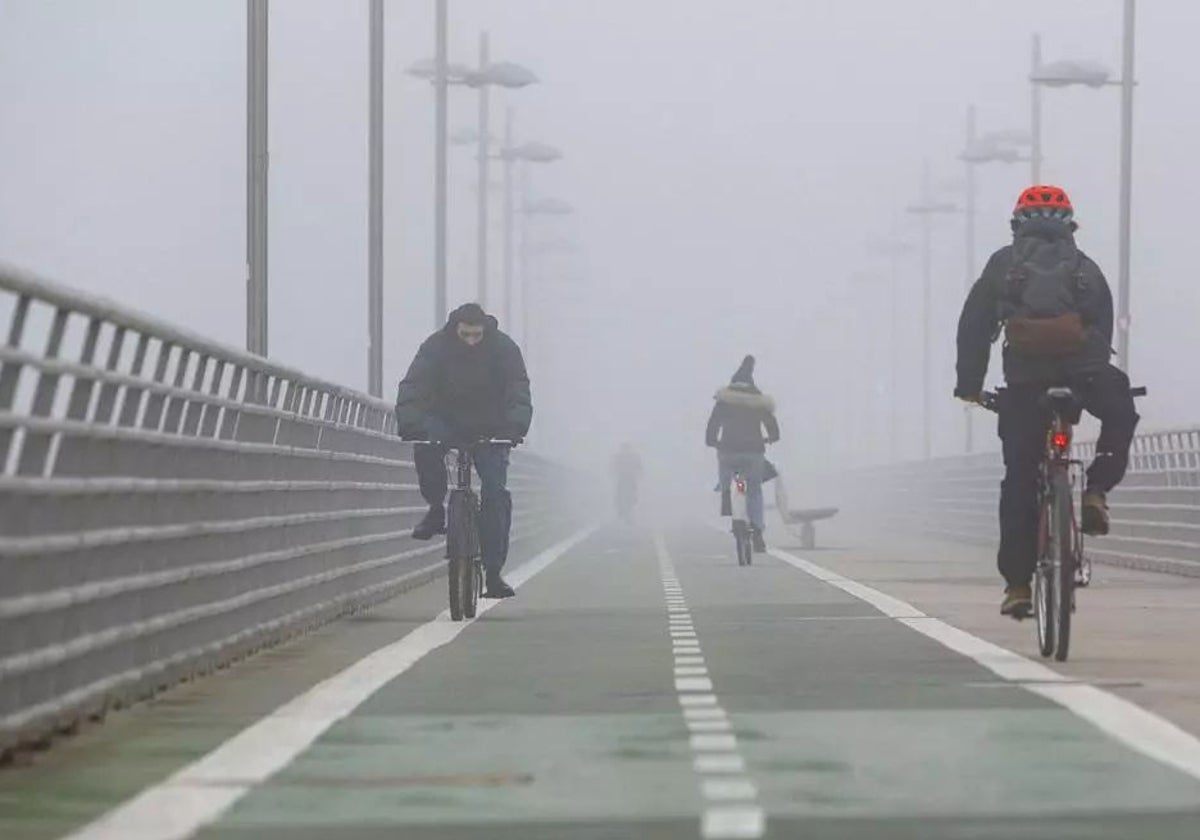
[997,364,1139,587]
[414,443,512,574]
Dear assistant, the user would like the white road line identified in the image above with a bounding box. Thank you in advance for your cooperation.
[702,807,766,839]
[63,527,597,840]
[702,778,758,801]
[695,753,745,773]
[656,534,765,840]
[769,545,1200,783]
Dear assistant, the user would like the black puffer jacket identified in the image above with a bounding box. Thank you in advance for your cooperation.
[705,384,780,454]
[395,306,532,441]
[956,217,1113,396]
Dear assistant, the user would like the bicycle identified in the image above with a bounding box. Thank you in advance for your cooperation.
[729,471,753,567]
[978,385,1144,661]
[412,439,514,622]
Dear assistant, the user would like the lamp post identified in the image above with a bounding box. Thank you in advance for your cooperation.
[1030,1,1137,372]
[866,236,916,463]
[960,107,1030,451]
[246,0,269,356]
[518,196,575,354]
[906,160,960,461]
[366,0,384,396]
[408,43,538,323]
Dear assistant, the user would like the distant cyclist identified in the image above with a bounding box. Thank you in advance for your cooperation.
[612,442,643,522]
[954,186,1139,617]
[706,355,780,552]
[395,303,532,599]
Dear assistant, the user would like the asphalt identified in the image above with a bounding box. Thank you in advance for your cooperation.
[5,522,1200,839]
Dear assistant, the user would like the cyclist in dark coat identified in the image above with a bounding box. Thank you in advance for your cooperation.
[706,355,780,553]
[395,303,532,598]
[954,186,1138,618]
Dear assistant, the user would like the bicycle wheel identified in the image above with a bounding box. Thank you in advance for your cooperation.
[1034,499,1055,657]
[446,490,474,622]
[1051,470,1075,662]
[462,499,481,619]
[733,522,752,567]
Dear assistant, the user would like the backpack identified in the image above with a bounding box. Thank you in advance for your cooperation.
[996,238,1091,357]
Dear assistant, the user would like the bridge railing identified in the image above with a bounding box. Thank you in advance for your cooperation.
[0,264,569,756]
[866,427,1200,577]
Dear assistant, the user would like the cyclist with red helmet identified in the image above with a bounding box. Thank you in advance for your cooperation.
[954,186,1139,618]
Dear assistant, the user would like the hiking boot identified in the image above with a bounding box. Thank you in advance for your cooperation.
[411,507,446,541]
[751,528,767,553]
[483,571,516,599]
[1001,584,1033,619]
[1081,492,1110,536]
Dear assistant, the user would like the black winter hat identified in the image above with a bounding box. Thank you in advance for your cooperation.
[731,355,756,385]
[447,303,488,327]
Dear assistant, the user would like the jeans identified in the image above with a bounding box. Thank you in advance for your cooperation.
[415,439,513,575]
[718,451,766,532]
[997,364,1138,587]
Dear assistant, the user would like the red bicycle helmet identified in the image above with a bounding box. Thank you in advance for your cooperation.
[1014,185,1073,215]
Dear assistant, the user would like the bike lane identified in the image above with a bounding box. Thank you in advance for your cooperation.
[186,526,708,839]
[663,527,1200,838]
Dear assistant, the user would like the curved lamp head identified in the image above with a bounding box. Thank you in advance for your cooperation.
[468,61,539,89]
[1032,59,1112,88]
[504,141,563,163]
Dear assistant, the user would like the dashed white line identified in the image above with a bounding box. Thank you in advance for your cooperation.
[656,534,765,840]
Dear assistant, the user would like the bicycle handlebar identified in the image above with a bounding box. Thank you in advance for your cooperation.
[973,385,1146,415]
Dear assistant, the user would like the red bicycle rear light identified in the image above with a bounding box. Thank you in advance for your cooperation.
[735,478,746,493]
[1052,431,1071,451]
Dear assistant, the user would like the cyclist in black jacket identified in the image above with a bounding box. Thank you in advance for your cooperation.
[395,303,532,599]
[706,355,780,552]
[954,186,1138,617]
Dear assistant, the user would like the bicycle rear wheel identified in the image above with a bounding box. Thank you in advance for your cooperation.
[1051,471,1075,662]
[733,521,752,567]
[1035,500,1055,657]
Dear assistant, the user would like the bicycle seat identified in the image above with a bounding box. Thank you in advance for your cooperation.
[1040,387,1083,421]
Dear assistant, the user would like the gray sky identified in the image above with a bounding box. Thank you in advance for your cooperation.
[2,1,1198,487]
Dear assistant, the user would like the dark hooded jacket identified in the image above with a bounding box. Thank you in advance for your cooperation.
[705,357,780,454]
[955,217,1113,396]
[395,305,532,441]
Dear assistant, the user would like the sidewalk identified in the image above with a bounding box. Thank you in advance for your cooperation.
[777,516,1200,737]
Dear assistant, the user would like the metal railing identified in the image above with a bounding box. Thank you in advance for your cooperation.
[0,264,568,755]
[871,427,1200,577]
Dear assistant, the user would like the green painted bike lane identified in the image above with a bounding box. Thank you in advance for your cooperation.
[665,528,1200,838]
[193,526,705,839]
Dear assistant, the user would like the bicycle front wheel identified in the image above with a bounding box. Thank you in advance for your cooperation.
[446,490,479,621]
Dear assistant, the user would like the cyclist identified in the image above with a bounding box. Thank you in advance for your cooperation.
[706,355,780,553]
[612,442,643,522]
[954,186,1139,617]
[395,303,532,599]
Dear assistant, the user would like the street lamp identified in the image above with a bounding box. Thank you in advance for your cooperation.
[407,35,538,322]
[246,0,269,357]
[866,236,916,463]
[1030,2,1137,373]
[906,160,960,461]
[960,105,1030,451]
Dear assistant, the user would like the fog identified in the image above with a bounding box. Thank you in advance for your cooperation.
[3,0,1199,508]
